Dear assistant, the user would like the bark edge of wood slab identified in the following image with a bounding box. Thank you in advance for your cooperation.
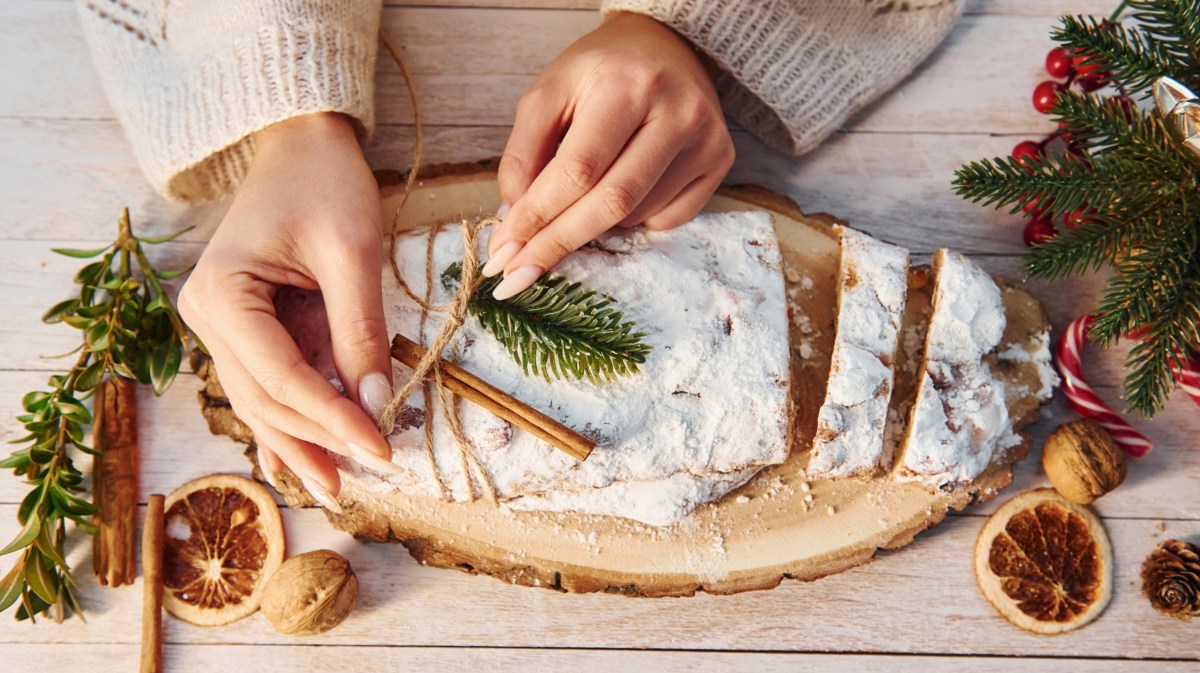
[193,160,1052,598]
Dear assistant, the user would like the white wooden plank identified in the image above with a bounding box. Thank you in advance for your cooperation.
[0,3,1091,135]
[0,119,1055,255]
[4,643,1197,673]
[0,503,1195,659]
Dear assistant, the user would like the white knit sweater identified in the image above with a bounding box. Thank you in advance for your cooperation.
[77,0,961,204]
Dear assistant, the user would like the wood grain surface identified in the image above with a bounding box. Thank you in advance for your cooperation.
[1,0,1196,670]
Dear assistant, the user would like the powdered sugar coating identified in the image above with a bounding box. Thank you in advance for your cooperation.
[336,211,791,525]
[808,227,908,478]
[897,250,1014,486]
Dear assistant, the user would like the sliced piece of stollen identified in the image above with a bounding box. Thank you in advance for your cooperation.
[895,250,1020,487]
[807,226,909,478]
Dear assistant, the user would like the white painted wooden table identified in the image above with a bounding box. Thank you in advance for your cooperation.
[2,1,1198,671]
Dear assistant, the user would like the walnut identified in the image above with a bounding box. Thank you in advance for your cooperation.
[261,550,358,635]
[1041,419,1127,504]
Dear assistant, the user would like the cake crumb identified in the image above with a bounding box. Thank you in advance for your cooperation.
[735,495,751,504]
[826,505,837,516]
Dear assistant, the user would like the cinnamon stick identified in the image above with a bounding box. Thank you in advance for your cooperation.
[140,494,165,673]
[391,334,595,461]
[93,376,140,587]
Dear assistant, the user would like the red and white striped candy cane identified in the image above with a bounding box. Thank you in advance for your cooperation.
[1174,351,1200,407]
[1056,315,1153,458]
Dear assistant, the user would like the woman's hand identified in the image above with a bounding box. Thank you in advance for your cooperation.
[179,113,396,510]
[483,11,735,298]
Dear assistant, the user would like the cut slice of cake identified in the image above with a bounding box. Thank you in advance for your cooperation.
[894,250,1017,488]
[806,226,909,478]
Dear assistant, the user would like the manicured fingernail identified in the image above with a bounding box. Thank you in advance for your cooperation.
[492,265,543,300]
[482,240,522,277]
[496,202,511,220]
[358,372,392,422]
[301,477,343,513]
[348,441,400,474]
[256,446,278,489]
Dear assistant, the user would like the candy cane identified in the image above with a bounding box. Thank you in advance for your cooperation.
[1055,315,1153,457]
[1173,351,1200,407]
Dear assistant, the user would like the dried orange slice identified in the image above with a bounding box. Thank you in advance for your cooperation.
[162,474,285,626]
[975,488,1112,634]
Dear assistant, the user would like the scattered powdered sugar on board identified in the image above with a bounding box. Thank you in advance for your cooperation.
[807,227,908,478]
[337,211,791,526]
[896,250,1015,487]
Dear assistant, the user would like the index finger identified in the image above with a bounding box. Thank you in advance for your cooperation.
[486,88,648,265]
[207,288,391,459]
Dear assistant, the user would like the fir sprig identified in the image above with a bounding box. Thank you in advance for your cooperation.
[954,3,1200,417]
[442,263,651,384]
[0,209,191,622]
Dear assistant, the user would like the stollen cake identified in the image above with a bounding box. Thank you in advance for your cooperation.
[281,211,793,526]
[806,226,908,478]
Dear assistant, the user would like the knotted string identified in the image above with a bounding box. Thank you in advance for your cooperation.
[377,30,497,502]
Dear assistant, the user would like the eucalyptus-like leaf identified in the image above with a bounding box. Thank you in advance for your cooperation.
[21,391,50,412]
[51,246,109,259]
[41,299,79,324]
[34,526,67,569]
[149,339,183,395]
[0,561,25,614]
[74,361,105,393]
[156,265,194,280]
[24,553,57,604]
[139,225,195,244]
[48,484,96,517]
[0,517,41,557]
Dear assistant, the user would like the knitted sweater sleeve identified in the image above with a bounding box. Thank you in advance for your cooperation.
[76,0,382,203]
[600,0,962,155]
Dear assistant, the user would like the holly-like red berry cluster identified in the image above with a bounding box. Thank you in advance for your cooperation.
[1014,47,1128,247]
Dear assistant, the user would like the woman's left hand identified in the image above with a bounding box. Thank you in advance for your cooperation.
[483,11,735,299]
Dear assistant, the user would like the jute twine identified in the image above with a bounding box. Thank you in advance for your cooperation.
[376,31,497,502]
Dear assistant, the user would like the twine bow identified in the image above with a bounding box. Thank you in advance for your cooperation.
[376,32,497,501]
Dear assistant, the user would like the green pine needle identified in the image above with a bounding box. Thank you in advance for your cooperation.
[442,263,652,384]
[953,3,1200,417]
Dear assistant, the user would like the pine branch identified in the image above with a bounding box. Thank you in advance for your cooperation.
[1053,92,1194,175]
[1128,0,1200,73]
[1054,15,1197,93]
[953,149,1184,226]
[442,263,652,384]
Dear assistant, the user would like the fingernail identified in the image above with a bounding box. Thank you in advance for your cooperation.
[482,240,522,277]
[496,202,511,220]
[301,477,343,513]
[348,441,400,474]
[257,446,278,489]
[492,265,543,301]
[358,372,392,422]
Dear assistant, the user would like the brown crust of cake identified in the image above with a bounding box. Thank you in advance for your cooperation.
[194,162,1053,597]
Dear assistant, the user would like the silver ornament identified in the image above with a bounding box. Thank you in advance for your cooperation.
[1152,77,1200,161]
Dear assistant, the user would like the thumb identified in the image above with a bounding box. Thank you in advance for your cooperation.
[316,239,393,425]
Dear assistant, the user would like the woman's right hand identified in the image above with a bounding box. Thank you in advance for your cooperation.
[178,112,396,510]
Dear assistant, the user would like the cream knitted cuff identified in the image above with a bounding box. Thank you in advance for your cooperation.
[601,0,962,156]
[78,0,381,203]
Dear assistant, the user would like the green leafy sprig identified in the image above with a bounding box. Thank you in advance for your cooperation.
[442,263,652,384]
[0,209,191,622]
[953,1,1200,417]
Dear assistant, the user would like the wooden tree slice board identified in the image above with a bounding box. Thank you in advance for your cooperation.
[194,160,1052,597]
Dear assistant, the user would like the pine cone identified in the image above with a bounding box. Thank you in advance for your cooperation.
[1141,539,1200,620]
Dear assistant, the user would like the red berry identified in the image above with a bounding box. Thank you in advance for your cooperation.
[1033,81,1066,113]
[1045,48,1074,79]
[1079,73,1110,92]
[1024,217,1057,247]
[1063,205,1094,229]
[1105,95,1136,119]
[1022,193,1052,218]
[1073,53,1103,77]
[1011,140,1043,170]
